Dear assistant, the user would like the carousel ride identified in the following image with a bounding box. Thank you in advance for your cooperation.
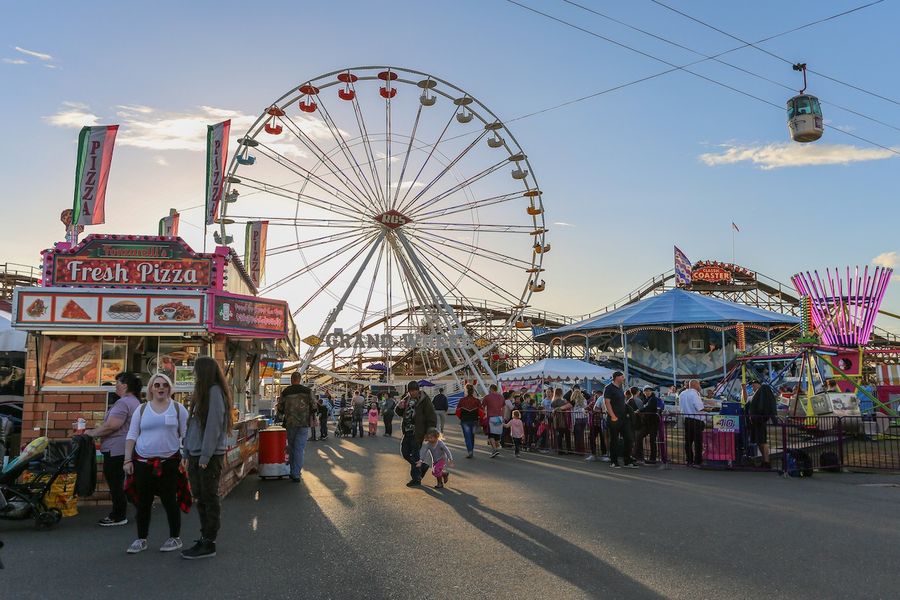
[215,67,550,391]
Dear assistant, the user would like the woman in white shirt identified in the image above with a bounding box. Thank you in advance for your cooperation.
[123,372,189,554]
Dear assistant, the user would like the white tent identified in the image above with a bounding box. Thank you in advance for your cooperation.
[0,310,27,353]
[497,358,614,382]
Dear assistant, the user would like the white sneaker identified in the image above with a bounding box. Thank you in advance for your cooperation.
[584,455,596,462]
[600,455,610,462]
[160,537,183,552]
[126,539,148,554]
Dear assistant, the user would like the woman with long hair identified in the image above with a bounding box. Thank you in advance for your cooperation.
[181,356,233,560]
[123,372,189,554]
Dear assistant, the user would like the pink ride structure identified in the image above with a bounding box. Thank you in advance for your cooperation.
[791,266,893,347]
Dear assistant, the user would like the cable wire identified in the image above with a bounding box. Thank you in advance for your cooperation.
[505,0,900,156]
[648,0,900,107]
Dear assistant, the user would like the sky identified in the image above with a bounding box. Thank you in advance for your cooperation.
[1,0,899,338]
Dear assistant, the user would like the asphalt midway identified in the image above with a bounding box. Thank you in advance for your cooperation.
[3,417,899,599]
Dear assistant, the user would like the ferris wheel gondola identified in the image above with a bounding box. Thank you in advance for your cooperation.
[787,63,823,143]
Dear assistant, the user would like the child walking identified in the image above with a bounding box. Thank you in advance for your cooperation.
[367,402,379,436]
[503,410,526,457]
[417,428,454,488]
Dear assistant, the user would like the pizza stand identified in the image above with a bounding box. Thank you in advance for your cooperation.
[12,234,298,500]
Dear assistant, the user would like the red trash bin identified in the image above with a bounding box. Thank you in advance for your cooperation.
[258,426,289,479]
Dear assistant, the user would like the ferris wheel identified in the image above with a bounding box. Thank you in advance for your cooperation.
[218,66,548,389]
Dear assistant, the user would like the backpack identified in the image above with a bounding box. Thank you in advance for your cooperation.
[784,449,813,477]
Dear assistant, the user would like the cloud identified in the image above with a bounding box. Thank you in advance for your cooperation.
[15,46,53,61]
[3,58,27,65]
[44,103,338,158]
[43,101,100,127]
[699,142,896,170]
[873,251,899,269]
[44,64,59,70]
[153,156,169,166]
[553,221,575,227]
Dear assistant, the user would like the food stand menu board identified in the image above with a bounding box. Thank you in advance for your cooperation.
[45,235,216,289]
[209,292,288,337]
[14,288,206,330]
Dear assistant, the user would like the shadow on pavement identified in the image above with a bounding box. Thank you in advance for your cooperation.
[423,486,664,598]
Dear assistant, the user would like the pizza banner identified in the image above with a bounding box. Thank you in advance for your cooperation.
[244,220,268,288]
[72,125,119,227]
[205,120,231,226]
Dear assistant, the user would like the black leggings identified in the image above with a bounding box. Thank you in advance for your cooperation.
[134,457,181,540]
[383,411,394,436]
[555,428,572,453]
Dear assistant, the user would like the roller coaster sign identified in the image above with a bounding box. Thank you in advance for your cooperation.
[315,328,475,350]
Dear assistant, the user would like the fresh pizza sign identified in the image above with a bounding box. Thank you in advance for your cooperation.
[47,235,214,288]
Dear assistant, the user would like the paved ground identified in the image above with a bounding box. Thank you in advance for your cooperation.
[3,417,899,599]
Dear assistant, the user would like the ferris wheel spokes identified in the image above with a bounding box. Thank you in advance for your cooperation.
[390,103,424,209]
[266,228,369,257]
[251,141,373,217]
[396,231,495,390]
[261,229,376,294]
[412,190,526,221]
[312,93,388,212]
[394,110,458,211]
[235,176,368,222]
[404,158,509,219]
[295,231,387,375]
[396,130,492,216]
[279,111,378,210]
[345,88,388,210]
[414,229,534,270]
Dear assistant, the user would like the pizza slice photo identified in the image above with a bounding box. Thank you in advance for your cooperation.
[60,299,91,320]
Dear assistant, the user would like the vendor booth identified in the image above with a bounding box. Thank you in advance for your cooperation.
[536,289,799,386]
[12,234,298,498]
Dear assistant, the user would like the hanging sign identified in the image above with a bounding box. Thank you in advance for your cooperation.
[158,209,180,236]
[244,220,268,287]
[209,291,288,337]
[45,235,216,289]
[692,265,732,284]
[205,120,231,225]
[72,125,119,227]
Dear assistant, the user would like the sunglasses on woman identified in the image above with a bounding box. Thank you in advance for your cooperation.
[152,382,170,388]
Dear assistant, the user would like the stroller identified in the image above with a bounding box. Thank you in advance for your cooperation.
[0,436,83,529]
[334,407,354,438]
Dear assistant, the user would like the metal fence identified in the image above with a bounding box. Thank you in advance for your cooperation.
[515,411,900,472]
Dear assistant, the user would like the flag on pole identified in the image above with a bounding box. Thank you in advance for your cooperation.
[244,220,269,287]
[674,246,692,286]
[732,222,740,232]
[72,125,119,227]
[158,209,180,236]
[205,120,231,226]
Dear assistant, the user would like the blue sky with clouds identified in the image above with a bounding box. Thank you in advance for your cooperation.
[2,0,898,330]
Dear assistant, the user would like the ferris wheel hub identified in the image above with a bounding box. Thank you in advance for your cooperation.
[373,209,412,230]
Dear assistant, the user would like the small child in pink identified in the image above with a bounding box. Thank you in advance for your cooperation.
[417,428,454,488]
[367,403,379,436]
[504,410,526,457]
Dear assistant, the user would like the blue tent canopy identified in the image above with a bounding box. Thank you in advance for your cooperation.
[537,288,798,341]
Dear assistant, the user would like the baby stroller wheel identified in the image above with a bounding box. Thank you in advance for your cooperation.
[34,508,62,530]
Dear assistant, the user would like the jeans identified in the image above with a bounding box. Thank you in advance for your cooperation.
[460,420,476,454]
[634,415,659,461]
[134,457,180,539]
[400,433,423,482]
[573,421,587,453]
[187,454,224,542]
[320,417,328,439]
[436,411,446,433]
[102,452,127,521]
[684,418,705,465]
[286,426,310,478]
[608,419,634,466]
[352,418,364,438]
[383,411,394,436]
[588,424,607,456]
[555,428,572,453]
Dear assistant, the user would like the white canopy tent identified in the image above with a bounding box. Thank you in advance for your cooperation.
[497,358,614,383]
[0,310,27,353]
